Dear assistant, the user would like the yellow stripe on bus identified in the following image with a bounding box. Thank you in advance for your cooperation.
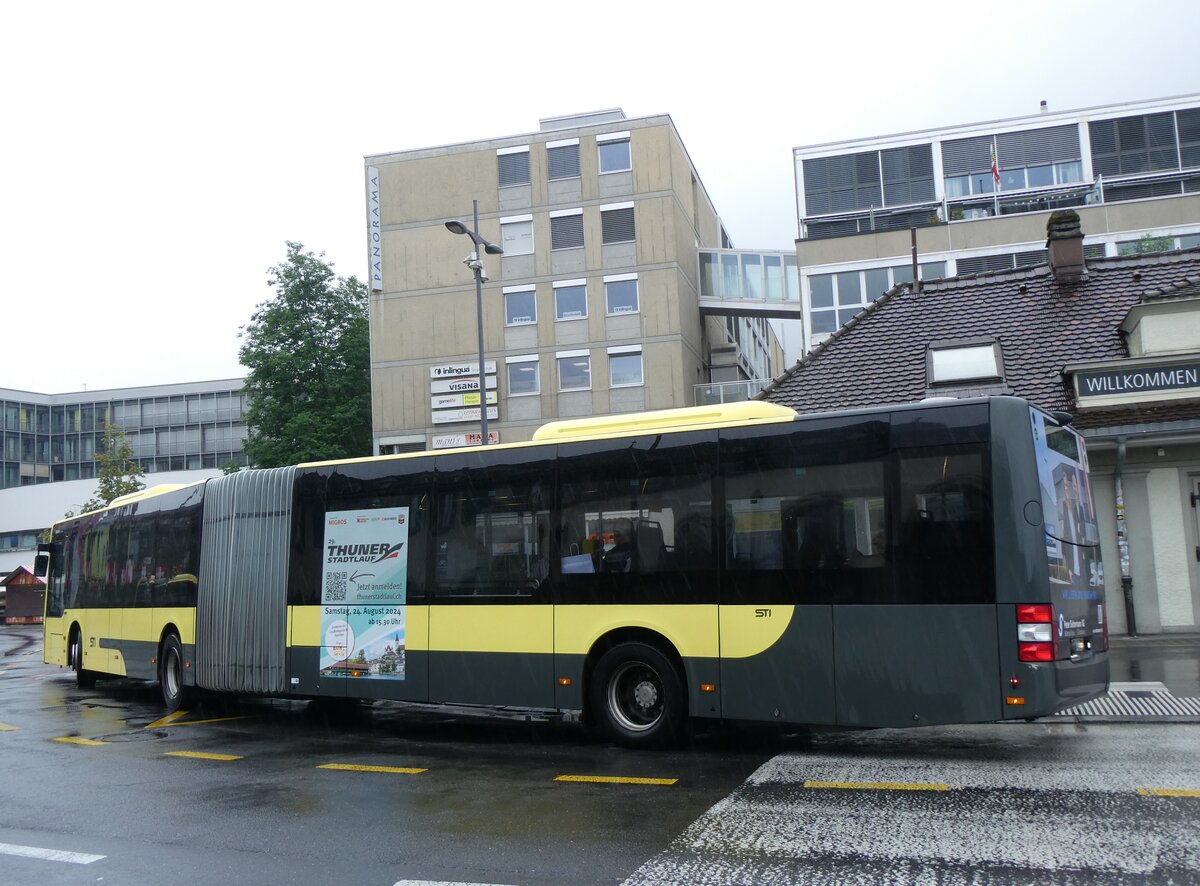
[554,775,677,786]
[803,780,953,792]
[0,723,18,732]
[317,763,427,774]
[556,605,719,658]
[165,751,243,761]
[718,605,796,658]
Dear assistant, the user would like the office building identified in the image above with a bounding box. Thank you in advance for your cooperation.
[793,94,1200,351]
[0,379,247,576]
[364,110,785,453]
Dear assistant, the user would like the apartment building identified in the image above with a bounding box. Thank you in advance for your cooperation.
[793,94,1200,351]
[364,110,784,453]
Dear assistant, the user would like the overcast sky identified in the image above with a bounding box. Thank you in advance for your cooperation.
[4,0,1198,394]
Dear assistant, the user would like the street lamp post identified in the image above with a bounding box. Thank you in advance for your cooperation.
[445,201,503,445]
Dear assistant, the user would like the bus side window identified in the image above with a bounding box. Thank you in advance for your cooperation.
[433,471,549,597]
[895,447,992,604]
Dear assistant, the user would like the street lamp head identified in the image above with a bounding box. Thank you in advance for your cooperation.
[483,242,504,256]
[445,219,469,236]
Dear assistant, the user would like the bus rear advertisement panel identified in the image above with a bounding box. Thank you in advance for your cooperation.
[39,397,1108,747]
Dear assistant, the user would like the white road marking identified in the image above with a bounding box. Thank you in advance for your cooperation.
[0,841,105,865]
[623,724,1200,884]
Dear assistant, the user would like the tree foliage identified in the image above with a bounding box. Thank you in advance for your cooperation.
[239,242,372,467]
[78,425,145,514]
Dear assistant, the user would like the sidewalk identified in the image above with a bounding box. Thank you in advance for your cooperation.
[1056,632,1200,723]
[1107,632,1200,697]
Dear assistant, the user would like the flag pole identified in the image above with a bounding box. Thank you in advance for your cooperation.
[991,139,1001,217]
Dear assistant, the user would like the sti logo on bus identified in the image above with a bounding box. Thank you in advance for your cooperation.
[755,608,772,618]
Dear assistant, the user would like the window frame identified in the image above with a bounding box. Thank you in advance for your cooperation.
[607,346,644,388]
[926,337,1004,385]
[499,214,533,256]
[556,350,592,392]
[553,279,588,321]
[505,354,540,397]
[604,273,639,316]
[597,131,632,174]
[497,145,531,188]
[600,202,636,245]
[546,138,581,181]
[550,209,585,251]
[502,286,537,327]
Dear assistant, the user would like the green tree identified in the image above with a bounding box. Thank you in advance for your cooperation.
[78,425,145,514]
[239,242,372,467]
[1119,234,1175,256]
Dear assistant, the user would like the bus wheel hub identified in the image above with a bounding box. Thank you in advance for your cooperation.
[633,681,658,710]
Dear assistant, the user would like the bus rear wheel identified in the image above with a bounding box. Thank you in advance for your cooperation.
[590,642,686,749]
[159,634,190,712]
[69,627,95,689]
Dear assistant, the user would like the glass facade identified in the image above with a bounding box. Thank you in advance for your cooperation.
[0,383,248,489]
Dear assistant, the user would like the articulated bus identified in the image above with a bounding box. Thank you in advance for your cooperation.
[37,396,1108,748]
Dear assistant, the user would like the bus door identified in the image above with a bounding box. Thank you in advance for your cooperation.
[718,420,892,727]
[427,449,555,709]
[833,439,1000,728]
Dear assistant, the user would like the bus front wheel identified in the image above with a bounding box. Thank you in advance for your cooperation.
[69,628,95,689]
[590,642,686,749]
[159,634,190,712]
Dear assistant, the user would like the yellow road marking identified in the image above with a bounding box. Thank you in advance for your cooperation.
[803,780,952,792]
[555,775,678,786]
[317,763,427,775]
[165,751,243,761]
[161,715,256,727]
[0,723,17,732]
[52,736,108,746]
[1138,788,1200,798]
[145,710,189,729]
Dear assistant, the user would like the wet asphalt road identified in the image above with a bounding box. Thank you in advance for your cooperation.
[3,624,1200,885]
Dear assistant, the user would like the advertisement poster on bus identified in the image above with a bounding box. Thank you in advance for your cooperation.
[319,507,408,680]
[1030,409,1103,640]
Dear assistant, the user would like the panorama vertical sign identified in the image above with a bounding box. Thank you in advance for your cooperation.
[367,166,383,291]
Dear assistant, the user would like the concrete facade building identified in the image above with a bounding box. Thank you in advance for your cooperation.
[365,110,784,453]
[0,379,247,576]
[793,94,1200,352]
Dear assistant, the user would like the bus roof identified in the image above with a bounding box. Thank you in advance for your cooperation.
[531,401,797,442]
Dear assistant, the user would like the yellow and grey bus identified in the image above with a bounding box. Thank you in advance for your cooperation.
[37,396,1109,747]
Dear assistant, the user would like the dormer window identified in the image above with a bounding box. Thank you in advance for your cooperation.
[927,338,1004,385]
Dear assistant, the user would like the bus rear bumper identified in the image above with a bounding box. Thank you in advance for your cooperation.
[1003,652,1109,719]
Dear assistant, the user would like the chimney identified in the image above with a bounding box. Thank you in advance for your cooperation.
[1047,210,1086,284]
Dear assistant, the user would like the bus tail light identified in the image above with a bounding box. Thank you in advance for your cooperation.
[1017,603,1056,662]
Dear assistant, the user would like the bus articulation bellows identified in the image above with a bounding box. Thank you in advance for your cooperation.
[37,396,1108,748]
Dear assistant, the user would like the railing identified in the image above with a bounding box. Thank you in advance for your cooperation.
[694,379,769,406]
[802,170,1200,241]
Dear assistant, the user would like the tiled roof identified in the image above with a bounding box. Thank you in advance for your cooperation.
[760,247,1200,430]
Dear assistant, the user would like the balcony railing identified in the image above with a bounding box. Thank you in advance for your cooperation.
[694,379,769,406]
[801,170,1200,241]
